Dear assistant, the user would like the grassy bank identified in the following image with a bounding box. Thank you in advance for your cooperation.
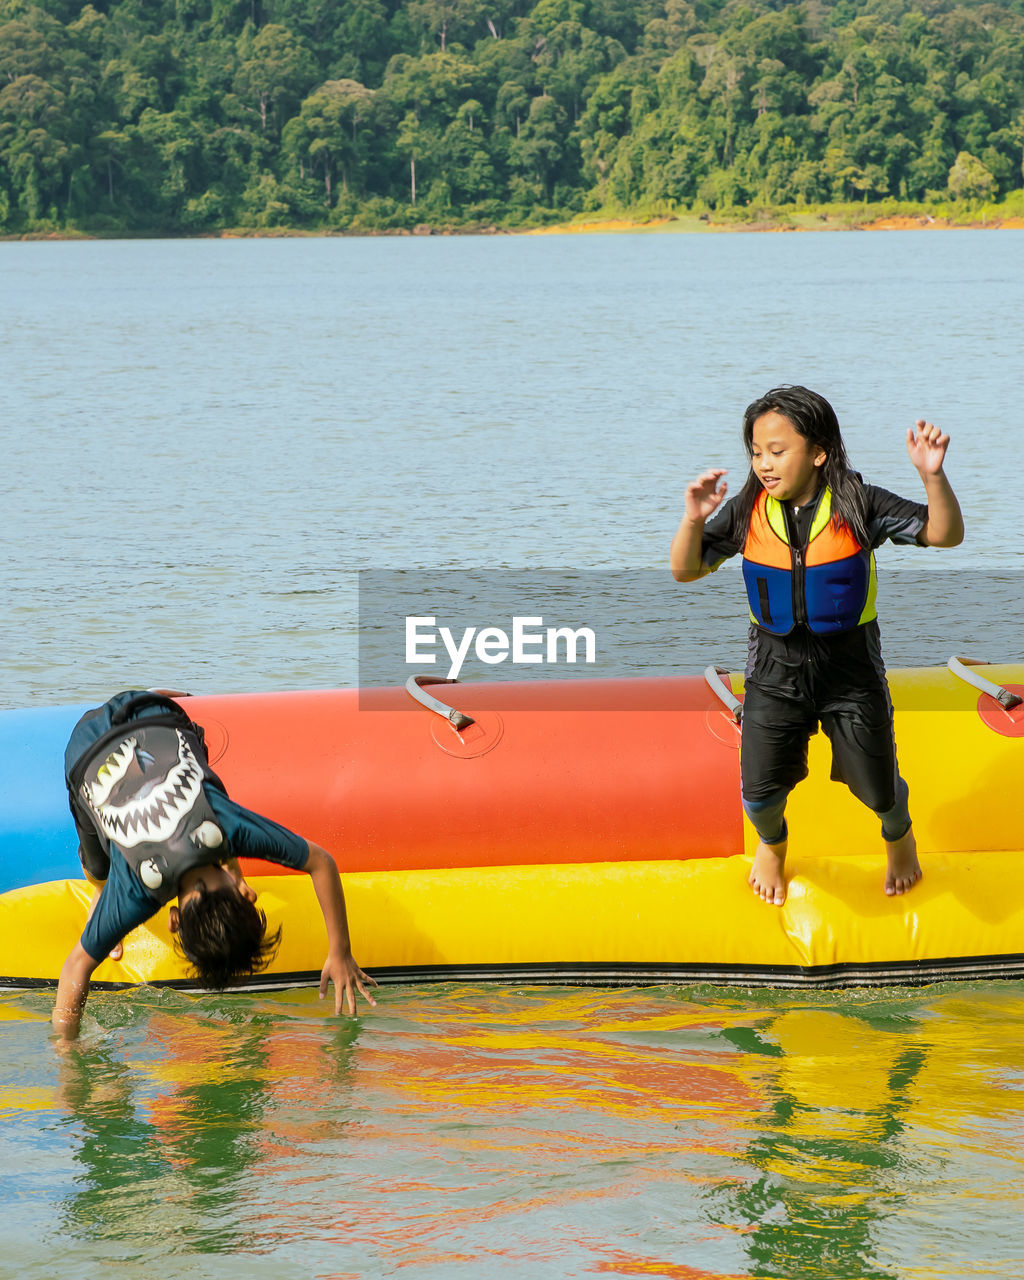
[6,194,1024,241]
[533,194,1024,235]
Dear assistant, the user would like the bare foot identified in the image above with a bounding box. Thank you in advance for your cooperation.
[885,826,923,896]
[749,839,788,906]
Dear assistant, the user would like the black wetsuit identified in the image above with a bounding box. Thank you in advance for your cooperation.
[700,484,928,841]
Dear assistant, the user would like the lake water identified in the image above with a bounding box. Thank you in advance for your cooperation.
[3,229,1024,1277]
[3,230,1023,705]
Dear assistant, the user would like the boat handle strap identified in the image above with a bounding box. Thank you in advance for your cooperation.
[704,665,743,723]
[405,675,476,730]
[947,655,1023,710]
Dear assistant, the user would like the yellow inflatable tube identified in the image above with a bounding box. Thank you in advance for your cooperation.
[2,663,1023,991]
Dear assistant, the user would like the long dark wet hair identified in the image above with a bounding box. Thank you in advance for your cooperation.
[731,385,869,546]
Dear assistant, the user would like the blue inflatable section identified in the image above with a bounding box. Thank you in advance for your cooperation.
[0,703,92,895]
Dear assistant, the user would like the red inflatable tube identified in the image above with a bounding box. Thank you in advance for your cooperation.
[186,676,744,877]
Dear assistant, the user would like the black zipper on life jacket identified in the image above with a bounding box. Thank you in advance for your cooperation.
[792,544,806,625]
[787,488,825,628]
[783,506,808,627]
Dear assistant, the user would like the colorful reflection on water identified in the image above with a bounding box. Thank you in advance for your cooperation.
[3,982,1024,1278]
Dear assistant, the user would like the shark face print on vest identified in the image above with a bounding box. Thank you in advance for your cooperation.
[79,724,224,903]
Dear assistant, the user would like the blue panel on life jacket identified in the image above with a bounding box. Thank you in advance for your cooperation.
[805,555,870,634]
[741,561,795,634]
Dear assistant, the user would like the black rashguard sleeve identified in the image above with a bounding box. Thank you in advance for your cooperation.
[700,497,745,570]
[862,484,929,548]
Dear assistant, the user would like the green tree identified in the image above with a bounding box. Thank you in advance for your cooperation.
[578,61,654,195]
[239,169,295,225]
[494,80,530,136]
[396,107,426,203]
[533,20,624,123]
[232,22,316,135]
[438,97,498,207]
[509,92,566,200]
[641,0,698,61]
[405,0,486,53]
[0,15,66,85]
[382,48,479,203]
[0,74,72,224]
[132,108,203,218]
[947,149,996,200]
[331,0,392,84]
[282,77,375,206]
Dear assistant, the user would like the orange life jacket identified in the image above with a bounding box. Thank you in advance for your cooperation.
[741,487,876,635]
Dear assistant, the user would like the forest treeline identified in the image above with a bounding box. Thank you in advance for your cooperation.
[2,0,1024,233]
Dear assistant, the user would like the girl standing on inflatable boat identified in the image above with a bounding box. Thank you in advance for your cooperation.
[670,386,964,906]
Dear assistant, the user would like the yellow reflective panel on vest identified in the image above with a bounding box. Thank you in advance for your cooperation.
[807,488,834,543]
[764,488,834,546]
[765,494,789,543]
[859,554,878,625]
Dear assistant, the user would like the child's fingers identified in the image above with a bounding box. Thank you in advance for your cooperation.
[686,472,728,512]
[341,978,378,1016]
[321,962,378,1016]
[908,423,947,449]
[689,468,727,488]
[324,975,347,1015]
[340,976,379,1016]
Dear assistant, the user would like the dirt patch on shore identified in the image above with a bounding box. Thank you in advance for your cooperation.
[706,219,798,232]
[532,210,1024,235]
[861,215,944,230]
[861,213,1024,230]
[527,217,674,234]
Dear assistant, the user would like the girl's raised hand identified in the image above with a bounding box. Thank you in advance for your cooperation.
[906,420,950,475]
[685,469,728,522]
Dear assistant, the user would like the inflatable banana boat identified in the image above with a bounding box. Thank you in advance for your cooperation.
[2,660,1023,992]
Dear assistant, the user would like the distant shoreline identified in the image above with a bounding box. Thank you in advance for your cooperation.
[5,210,1024,242]
[528,212,1024,236]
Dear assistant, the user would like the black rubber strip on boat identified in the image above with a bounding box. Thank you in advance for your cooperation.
[10,953,1024,992]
